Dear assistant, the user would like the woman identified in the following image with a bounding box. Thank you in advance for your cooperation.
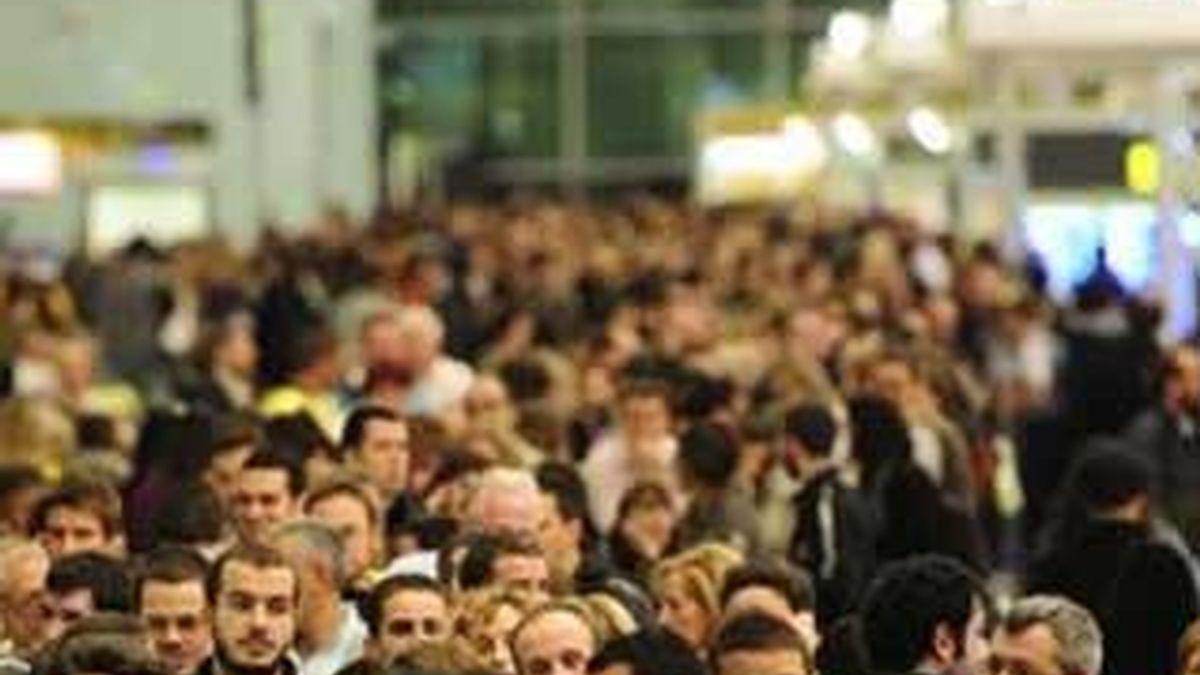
[651,542,745,655]
[608,482,678,587]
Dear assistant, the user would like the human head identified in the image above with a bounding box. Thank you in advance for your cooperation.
[858,555,992,675]
[1159,345,1200,412]
[0,465,48,537]
[341,405,411,499]
[302,480,381,585]
[262,414,341,493]
[393,306,446,374]
[651,543,745,651]
[206,544,298,671]
[266,520,345,647]
[1179,620,1200,675]
[586,628,707,675]
[710,612,814,675]
[991,595,1102,675]
[153,484,228,562]
[0,537,51,656]
[35,613,165,675]
[202,420,259,511]
[535,463,595,590]
[511,601,598,675]
[455,587,539,674]
[721,560,818,651]
[675,423,739,494]
[30,481,124,559]
[362,574,450,665]
[781,403,838,478]
[203,312,258,379]
[135,547,213,675]
[611,482,676,565]
[466,468,544,538]
[231,450,303,544]
[1061,440,1153,522]
[617,381,673,446]
[286,326,341,391]
[45,552,133,642]
[458,532,551,599]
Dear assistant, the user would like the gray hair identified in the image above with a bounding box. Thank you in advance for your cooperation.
[1003,595,1103,675]
[270,519,347,589]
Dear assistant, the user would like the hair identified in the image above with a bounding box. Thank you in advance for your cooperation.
[858,555,990,673]
[677,422,740,491]
[617,379,673,406]
[1002,595,1103,675]
[361,574,447,637]
[153,483,225,549]
[263,413,341,467]
[304,479,381,526]
[721,559,816,614]
[1039,439,1154,554]
[534,462,596,540]
[846,395,912,489]
[239,448,306,497]
[587,628,708,675]
[341,405,406,451]
[0,464,45,505]
[270,519,348,589]
[285,325,338,379]
[509,599,599,657]
[458,531,544,591]
[613,481,674,527]
[651,543,745,620]
[710,611,812,674]
[34,613,165,675]
[30,480,123,540]
[465,467,540,526]
[783,403,838,458]
[816,616,871,675]
[134,546,210,612]
[206,544,297,604]
[394,637,493,674]
[47,552,133,613]
[1179,620,1200,675]
[206,413,261,460]
[454,586,539,643]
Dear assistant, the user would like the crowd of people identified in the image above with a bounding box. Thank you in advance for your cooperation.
[0,196,1199,675]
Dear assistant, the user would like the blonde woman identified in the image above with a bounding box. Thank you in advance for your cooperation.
[454,587,537,675]
[651,542,745,654]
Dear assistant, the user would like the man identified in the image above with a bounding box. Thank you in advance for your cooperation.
[202,422,259,512]
[135,547,214,675]
[29,481,124,559]
[44,551,133,642]
[535,463,611,592]
[859,555,992,675]
[990,596,1103,675]
[268,521,367,675]
[391,305,475,418]
[587,629,707,675]
[721,560,819,654]
[465,467,544,538]
[582,380,678,532]
[259,326,344,441]
[709,612,814,675]
[511,602,596,675]
[198,544,299,675]
[303,481,382,593]
[360,575,450,665]
[0,467,46,538]
[35,613,163,675]
[232,451,303,545]
[341,406,410,502]
[457,532,551,599]
[782,402,875,626]
[0,538,50,669]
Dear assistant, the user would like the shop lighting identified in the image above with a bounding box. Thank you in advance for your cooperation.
[828,11,873,60]
[832,113,878,159]
[906,106,953,155]
[889,0,950,40]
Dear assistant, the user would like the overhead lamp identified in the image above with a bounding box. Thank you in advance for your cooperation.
[889,0,950,41]
[828,11,872,60]
[906,106,953,155]
[832,113,878,159]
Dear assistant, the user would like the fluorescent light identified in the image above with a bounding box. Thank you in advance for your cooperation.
[832,112,878,159]
[906,106,953,155]
[889,0,950,40]
[0,131,62,196]
[828,11,872,60]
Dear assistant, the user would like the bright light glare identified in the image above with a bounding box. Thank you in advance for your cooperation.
[781,115,830,171]
[889,0,950,40]
[828,11,872,60]
[832,113,878,159]
[906,106,953,155]
[0,131,62,195]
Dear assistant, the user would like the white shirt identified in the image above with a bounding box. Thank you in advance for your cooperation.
[297,603,368,675]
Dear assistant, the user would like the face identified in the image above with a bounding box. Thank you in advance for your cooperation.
[724,587,817,651]
[375,589,450,664]
[45,588,94,642]
[622,396,671,443]
[232,468,296,544]
[0,485,47,537]
[307,494,377,583]
[657,573,714,651]
[0,546,50,654]
[514,610,595,675]
[40,506,110,559]
[355,419,410,498]
[536,495,580,583]
[989,624,1064,675]
[218,326,258,376]
[619,502,675,560]
[469,604,523,675]
[1174,350,1200,408]
[205,446,253,508]
[141,580,213,675]
[493,554,551,598]
[946,602,991,675]
[718,648,811,675]
[213,561,297,670]
[471,487,544,538]
[869,360,916,410]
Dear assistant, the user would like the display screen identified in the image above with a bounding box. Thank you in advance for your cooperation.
[86,184,210,256]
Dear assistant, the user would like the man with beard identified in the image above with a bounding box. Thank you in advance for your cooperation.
[197,545,298,675]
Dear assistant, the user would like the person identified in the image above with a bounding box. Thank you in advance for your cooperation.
[0,538,51,667]
[303,481,383,594]
[534,463,612,593]
[669,422,762,555]
[781,402,875,626]
[709,612,814,675]
[390,305,475,418]
[153,485,230,563]
[197,545,299,675]
[990,595,1103,675]
[607,483,677,587]
[29,481,124,560]
[201,421,259,513]
[586,629,707,675]
[359,575,450,666]
[268,521,367,675]
[1029,442,1198,675]
[1179,620,1200,675]
[510,602,598,675]
[259,326,344,441]
[455,588,538,675]
[231,451,303,545]
[457,532,551,599]
[720,559,819,654]
[33,613,166,675]
[134,547,213,675]
[858,555,992,675]
[651,543,745,654]
[0,467,47,538]
[179,311,258,415]
[464,468,544,538]
[44,552,133,643]
[341,407,411,502]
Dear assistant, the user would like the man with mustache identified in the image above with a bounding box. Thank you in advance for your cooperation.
[197,545,299,675]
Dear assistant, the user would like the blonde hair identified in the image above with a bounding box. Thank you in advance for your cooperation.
[454,586,539,637]
[651,542,745,617]
[580,592,640,644]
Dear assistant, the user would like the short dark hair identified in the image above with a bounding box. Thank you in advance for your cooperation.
[361,574,446,637]
[1063,439,1152,512]
[710,611,811,672]
[153,483,225,549]
[206,544,297,604]
[0,464,45,503]
[535,463,594,536]
[134,546,210,612]
[617,379,673,405]
[30,481,123,540]
[239,448,305,497]
[721,559,816,614]
[859,555,990,673]
[783,403,837,458]
[48,552,133,613]
[341,405,405,451]
[264,413,340,466]
[587,628,707,675]
[34,613,164,675]
[677,422,740,491]
[458,532,543,591]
